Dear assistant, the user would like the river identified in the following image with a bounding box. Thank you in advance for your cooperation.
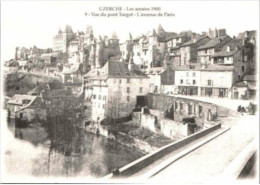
[3,117,143,179]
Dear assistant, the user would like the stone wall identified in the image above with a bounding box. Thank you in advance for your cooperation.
[84,122,159,154]
[145,93,218,125]
[160,118,188,139]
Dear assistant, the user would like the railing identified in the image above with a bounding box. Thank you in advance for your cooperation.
[104,123,222,178]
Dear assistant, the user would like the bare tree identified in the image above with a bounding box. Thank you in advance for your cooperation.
[104,86,127,129]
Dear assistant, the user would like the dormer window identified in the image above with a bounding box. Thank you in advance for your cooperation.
[227,46,230,52]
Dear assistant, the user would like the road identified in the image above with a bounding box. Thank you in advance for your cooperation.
[147,113,258,183]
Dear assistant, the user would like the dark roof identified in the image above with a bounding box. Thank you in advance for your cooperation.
[143,67,166,75]
[27,86,43,95]
[198,36,231,50]
[233,81,256,90]
[174,64,234,71]
[161,68,175,85]
[243,75,256,82]
[211,39,243,57]
[200,64,234,71]
[85,61,149,79]
[233,81,248,87]
[174,63,201,71]
[108,61,148,78]
[180,35,209,47]
[201,64,234,71]
[47,82,63,90]
[164,33,185,42]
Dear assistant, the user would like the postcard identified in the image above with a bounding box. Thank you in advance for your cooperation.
[1,0,259,184]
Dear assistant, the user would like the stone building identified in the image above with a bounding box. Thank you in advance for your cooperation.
[231,75,256,99]
[178,35,210,66]
[53,25,75,53]
[131,25,175,69]
[143,65,175,94]
[165,31,195,66]
[200,64,234,98]
[136,94,218,139]
[7,94,46,121]
[175,64,201,96]
[197,35,232,64]
[83,59,149,122]
[15,47,30,60]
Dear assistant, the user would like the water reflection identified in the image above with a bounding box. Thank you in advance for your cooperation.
[7,117,143,178]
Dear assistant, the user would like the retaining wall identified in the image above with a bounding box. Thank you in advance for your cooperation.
[107,123,221,177]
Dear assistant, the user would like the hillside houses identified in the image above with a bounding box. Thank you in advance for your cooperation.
[10,25,257,125]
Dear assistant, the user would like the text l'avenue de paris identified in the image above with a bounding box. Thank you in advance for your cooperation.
[85,6,175,18]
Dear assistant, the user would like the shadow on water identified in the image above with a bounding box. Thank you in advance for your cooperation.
[7,116,143,178]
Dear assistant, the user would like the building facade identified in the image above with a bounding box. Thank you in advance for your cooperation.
[84,60,149,121]
[53,25,75,53]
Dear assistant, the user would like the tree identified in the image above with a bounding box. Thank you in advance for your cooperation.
[104,87,127,129]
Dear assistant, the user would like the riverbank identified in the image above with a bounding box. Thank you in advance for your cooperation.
[84,121,173,154]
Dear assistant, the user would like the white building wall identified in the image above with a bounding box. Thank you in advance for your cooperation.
[200,71,233,88]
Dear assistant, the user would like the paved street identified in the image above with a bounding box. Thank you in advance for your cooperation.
[148,113,258,183]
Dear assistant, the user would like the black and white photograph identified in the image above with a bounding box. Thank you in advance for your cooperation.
[0,0,259,183]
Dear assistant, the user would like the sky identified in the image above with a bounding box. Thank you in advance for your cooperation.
[1,0,259,61]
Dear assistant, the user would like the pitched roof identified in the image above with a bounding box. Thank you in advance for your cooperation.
[27,86,44,95]
[47,82,63,90]
[243,75,256,82]
[174,64,234,71]
[180,35,209,47]
[211,39,243,57]
[233,81,248,87]
[161,67,175,85]
[198,36,231,50]
[200,64,234,71]
[174,63,201,71]
[107,61,148,78]
[143,67,166,75]
[85,61,148,79]
[7,94,37,106]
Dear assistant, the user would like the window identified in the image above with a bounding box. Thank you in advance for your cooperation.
[139,87,143,93]
[103,104,105,109]
[98,95,102,100]
[186,72,189,77]
[238,75,241,80]
[205,49,208,54]
[244,56,248,62]
[119,79,122,84]
[127,87,130,93]
[175,102,178,109]
[180,103,183,110]
[242,66,245,72]
[192,72,196,77]
[93,95,96,99]
[180,79,183,84]
[127,96,130,101]
[193,80,196,85]
[227,57,229,60]
[186,79,190,84]
[127,78,130,83]
[208,80,212,86]
[103,96,106,101]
